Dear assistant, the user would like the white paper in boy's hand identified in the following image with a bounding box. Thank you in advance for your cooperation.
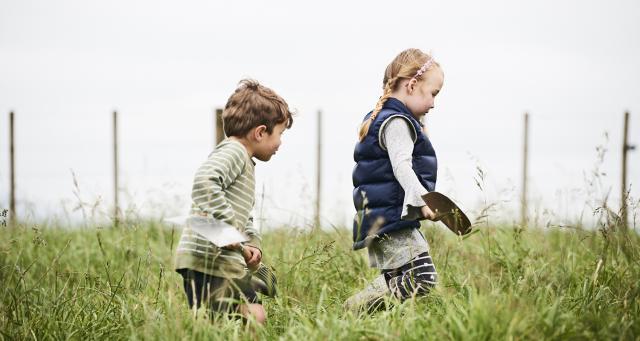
[164,216,248,247]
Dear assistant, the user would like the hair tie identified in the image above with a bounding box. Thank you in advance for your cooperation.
[412,58,435,79]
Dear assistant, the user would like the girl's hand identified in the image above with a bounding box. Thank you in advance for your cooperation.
[421,205,436,221]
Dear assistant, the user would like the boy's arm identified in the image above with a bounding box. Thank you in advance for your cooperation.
[191,146,246,225]
[243,216,262,251]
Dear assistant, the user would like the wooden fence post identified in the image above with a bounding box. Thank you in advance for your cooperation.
[113,111,119,227]
[315,110,322,228]
[621,111,636,228]
[9,111,16,227]
[521,112,529,227]
[215,108,224,146]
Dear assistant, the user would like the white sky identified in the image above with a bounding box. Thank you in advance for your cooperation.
[1,0,639,229]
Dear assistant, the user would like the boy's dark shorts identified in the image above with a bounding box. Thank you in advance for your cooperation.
[177,269,260,314]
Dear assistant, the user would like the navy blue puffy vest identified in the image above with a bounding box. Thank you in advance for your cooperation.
[352,97,437,250]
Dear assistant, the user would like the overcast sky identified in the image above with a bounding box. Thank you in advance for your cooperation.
[1,0,639,229]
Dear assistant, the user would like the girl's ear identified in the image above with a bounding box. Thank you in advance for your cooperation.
[406,78,418,94]
[254,125,267,141]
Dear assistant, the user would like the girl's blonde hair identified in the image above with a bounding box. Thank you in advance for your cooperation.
[358,48,440,141]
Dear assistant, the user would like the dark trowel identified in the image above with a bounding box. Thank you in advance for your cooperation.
[422,192,472,236]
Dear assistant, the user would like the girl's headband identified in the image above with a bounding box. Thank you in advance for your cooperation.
[412,58,435,80]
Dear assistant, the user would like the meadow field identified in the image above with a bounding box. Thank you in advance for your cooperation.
[1,217,639,340]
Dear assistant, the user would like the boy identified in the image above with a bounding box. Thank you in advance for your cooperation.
[174,79,293,324]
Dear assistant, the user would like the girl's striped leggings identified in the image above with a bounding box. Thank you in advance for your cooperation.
[382,251,437,300]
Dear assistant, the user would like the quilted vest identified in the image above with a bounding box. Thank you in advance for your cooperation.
[352,97,437,250]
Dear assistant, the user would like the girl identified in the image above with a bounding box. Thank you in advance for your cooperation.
[351,48,443,304]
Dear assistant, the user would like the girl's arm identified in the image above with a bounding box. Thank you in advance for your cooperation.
[382,117,432,220]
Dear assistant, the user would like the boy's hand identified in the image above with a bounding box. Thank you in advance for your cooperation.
[421,205,436,221]
[242,245,262,271]
[224,243,261,271]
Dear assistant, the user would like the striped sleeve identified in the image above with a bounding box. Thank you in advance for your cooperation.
[243,216,262,250]
[191,144,246,226]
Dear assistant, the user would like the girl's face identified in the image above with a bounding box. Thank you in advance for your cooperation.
[403,68,444,119]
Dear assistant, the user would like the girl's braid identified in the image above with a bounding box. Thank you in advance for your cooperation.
[372,77,397,119]
[358,76,398,141]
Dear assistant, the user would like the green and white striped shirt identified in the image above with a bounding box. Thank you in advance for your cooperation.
[174,139,261,278]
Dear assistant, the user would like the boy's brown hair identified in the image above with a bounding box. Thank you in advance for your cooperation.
[222,79,294,137]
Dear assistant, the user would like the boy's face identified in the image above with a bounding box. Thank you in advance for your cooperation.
[253,121,288,161]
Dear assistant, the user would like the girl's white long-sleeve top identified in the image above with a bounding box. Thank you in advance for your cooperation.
[367,116,431,270]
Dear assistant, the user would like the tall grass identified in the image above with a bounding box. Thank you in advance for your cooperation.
[1,220,638,340]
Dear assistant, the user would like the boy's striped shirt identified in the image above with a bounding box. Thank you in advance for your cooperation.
[174,139,261,279]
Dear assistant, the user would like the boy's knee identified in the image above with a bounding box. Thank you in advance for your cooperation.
[241,304,267,325]
[251,304,267,325]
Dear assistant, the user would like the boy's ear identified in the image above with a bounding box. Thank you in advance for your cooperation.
[253,125,268,141]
